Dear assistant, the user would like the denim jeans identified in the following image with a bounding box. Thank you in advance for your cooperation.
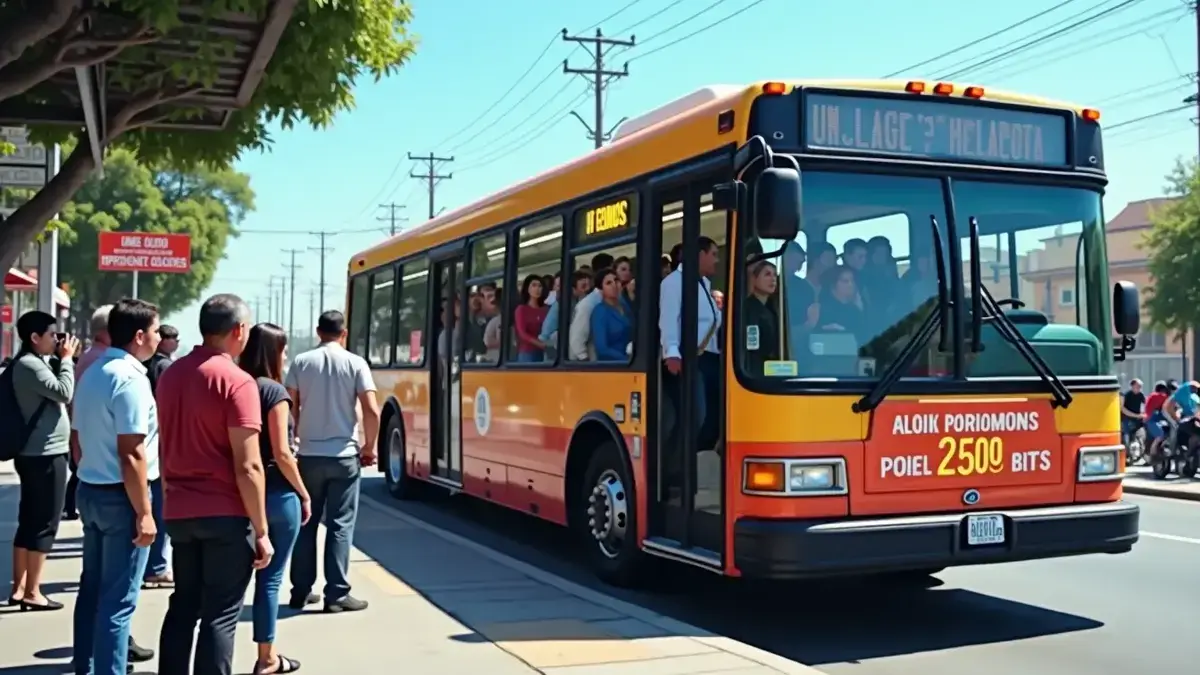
[516,350,543,363]
[158,517,254,675]
[145,478,171,578]
[291,456,360,603]
[73,483,150,675]
[253,491,302,643]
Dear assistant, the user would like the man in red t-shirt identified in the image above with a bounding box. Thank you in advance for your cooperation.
[155,293,273,675]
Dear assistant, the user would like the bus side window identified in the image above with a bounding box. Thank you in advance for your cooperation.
[567,194,640,364]
[511,216,563,364]
[348,273,371,359]
[367,268,396,367]
[466,233,506,364]
[395,260,430,365]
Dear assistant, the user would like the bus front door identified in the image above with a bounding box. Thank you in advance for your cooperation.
[429,254,465,485]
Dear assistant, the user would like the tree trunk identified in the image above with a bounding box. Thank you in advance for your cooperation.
[0,0,79,73]
[0,141,96,273]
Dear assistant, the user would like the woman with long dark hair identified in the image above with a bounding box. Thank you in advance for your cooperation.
[513,274,549,362]
[7,310,76,611]
[239,323,311,673]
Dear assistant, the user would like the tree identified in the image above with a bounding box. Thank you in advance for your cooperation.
[0,0,416,271]
[1143,159,1200,336]
[56,146,253,317]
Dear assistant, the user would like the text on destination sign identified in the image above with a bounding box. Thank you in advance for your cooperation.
[804,93,1069,167]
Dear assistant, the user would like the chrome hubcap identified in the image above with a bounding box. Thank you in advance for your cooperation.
[388,427,403,484]
[588,469,628,559]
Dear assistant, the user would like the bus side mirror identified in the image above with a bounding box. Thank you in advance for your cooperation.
[1112,281,1139,336]
[753,166,801,241]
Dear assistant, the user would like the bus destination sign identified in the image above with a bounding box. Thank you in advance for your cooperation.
[576,193,638,242]
[803,93,1069,167]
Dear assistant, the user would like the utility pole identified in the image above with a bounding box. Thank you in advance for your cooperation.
[308,287,317,347]
[408,152,454,220]
[310,231,332,313]
[253,296,262,323]
[377,202,408,236]
[266,277,280,324]
[562,28,634,149]
[1192,0,1200,379]
[282,249,303,339]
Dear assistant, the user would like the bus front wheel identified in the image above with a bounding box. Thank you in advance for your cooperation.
[576,441,645,587]
[383,414,417,500]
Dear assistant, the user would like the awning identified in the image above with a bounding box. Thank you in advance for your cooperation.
[5,268,70,309]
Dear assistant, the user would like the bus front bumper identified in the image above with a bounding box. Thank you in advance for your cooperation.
[732,501,1139,579]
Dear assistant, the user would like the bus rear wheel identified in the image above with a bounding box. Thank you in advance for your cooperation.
[576,441,645,587]
[383,414,417,500]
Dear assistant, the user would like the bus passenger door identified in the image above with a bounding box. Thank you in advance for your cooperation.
[429,254,465,485]
[644,175,726,570]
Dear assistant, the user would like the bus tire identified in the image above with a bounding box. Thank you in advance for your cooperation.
[383,413,417,500]
[576,440,645,587]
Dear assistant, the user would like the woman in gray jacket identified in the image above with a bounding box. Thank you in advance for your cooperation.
[8,310,77,611]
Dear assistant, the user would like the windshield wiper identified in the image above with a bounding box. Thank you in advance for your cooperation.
[966,216,1073,408]
[853,215,950,413]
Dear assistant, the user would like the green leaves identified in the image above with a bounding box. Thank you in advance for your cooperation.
[57,147,255,317]
[1143,159,1200,334]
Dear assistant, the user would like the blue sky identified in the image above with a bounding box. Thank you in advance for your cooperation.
[168,0,1198,347]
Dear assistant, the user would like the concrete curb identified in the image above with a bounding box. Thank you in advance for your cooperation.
[360,493,826,675]
[1123,483,1200,502]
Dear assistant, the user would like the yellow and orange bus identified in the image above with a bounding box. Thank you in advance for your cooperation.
[347,79,1142,584]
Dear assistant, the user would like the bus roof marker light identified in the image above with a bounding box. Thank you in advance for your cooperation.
[964,86,985,99]
[905,81,926,94]
[762,81,786,95]
[933,82,954,96]
[1082,108,1100,122]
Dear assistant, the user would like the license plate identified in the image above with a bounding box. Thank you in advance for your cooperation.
[965,514,1006,546]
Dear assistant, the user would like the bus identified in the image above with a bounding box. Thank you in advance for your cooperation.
[346,79,1142,585]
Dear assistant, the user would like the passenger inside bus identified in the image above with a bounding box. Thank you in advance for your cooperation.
[539,270,592,360]
[590,268,634,362]
[743,260,781,375]
[568,252,616,361]
[817,265,868,341]
[513,274,550,362]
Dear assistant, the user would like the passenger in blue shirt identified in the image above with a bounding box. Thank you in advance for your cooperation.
[71,298,162,675]
[540,270,593,361]
[590,268,632,362]
[1166,380,1199,420]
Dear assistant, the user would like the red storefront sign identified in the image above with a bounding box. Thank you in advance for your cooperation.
[97,232,192,273]
[0,305,11,324]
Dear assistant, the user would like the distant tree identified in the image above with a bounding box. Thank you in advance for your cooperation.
[1143,159,1200,336]
[56,146,253,317]
[0,0,416,272]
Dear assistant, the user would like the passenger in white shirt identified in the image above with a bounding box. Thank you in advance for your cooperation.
[658,237,723,452]
[568,253,615,361]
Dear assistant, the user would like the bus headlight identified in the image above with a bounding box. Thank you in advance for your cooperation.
[1077,446,1122,482]
[743,458,848,496]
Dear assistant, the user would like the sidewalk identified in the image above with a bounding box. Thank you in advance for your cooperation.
[0,468,821,674]
[1123,465,1200,502]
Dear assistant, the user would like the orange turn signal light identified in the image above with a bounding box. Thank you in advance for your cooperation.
[745,461,785,492]
[964,86,985,99]
[762,81,787,95]
[933,82,954,96]
[905,80,926,94]
[1082,108,1100,122]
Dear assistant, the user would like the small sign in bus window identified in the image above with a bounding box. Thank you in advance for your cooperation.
[576,194,638,242]
[803,93,1069,167]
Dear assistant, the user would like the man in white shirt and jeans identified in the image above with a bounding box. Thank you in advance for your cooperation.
[285,310,380,613]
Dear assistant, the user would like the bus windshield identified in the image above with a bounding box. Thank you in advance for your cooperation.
[743,170,1106,382]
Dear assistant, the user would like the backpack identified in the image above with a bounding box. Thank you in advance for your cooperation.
[0,357,50,462]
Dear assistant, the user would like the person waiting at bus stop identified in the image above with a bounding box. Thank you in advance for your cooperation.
[659,236,723,471]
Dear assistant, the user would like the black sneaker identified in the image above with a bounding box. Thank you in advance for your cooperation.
[324,595,368,613]
[287,592,320,610]
[128,636,154,662]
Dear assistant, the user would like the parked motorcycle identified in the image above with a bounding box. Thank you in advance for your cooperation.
[1150,419,1200,479]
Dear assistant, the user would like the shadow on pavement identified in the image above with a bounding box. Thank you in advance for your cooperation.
[355,474,1105,666]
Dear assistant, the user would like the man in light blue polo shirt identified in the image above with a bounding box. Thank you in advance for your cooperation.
[71,298,162,675]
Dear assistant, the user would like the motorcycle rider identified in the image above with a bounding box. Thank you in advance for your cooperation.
[1145,380,1173,459]
[1162,379,1200,453]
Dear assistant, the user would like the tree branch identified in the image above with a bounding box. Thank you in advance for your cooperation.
[107,85,205,139]
[0,141,97,274]
[0,0,81,73]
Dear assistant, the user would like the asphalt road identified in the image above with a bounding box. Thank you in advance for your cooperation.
[360,475,1199,675]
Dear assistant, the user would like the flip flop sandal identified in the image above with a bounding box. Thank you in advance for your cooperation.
[255,655,301,674]
[142,576,175,589]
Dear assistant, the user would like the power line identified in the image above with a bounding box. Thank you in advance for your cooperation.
[614,0,688,34]
[582,0,647,32]
[239,227,382,235]
[626,0,770,64]
[937,0,1148,80]
[310,231,333,313]
[563,28,635,148]
[376,202,408,236]
[458,89,592,173]
[408,152,455,220]
[883,0,1081,77]
[633,0,733,45]
[1107,103,1191,131]
[456,80,582,160]
[446,66,562,155]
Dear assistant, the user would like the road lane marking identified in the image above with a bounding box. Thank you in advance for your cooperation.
[1141,531,1200,545]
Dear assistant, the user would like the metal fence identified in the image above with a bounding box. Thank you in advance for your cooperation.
[1113,353,1189,386]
